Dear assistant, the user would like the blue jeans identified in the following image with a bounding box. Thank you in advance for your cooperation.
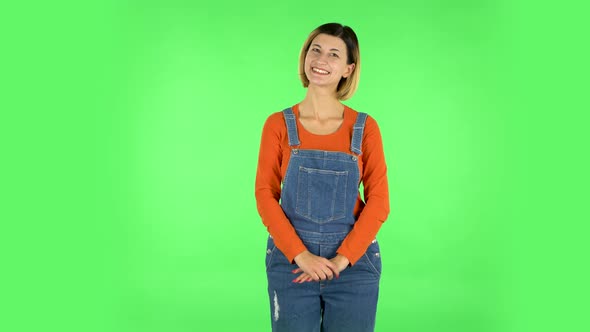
[265,231,381,332]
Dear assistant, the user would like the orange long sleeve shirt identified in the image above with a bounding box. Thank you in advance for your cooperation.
[255,103,390,265]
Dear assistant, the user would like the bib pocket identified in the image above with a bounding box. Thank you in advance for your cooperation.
[295,166,348,223]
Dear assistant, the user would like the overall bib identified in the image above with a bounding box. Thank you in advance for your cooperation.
[265,108,382,332]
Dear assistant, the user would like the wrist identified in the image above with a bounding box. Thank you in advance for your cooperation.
[294,250,311,263]
[335,254,350,267]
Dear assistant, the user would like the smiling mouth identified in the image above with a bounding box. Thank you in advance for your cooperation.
[312,67,330,75]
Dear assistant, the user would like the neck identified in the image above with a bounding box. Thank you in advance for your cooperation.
[300,85,343,119]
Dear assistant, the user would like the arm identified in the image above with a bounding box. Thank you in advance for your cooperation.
[255,113,307,263]
[255,113,341,281]
[336,115,390,265]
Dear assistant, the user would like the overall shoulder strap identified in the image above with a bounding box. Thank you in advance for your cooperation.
[350,112,368,155]
[282,108,300,147]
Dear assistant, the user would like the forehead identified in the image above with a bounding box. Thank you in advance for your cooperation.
[311,33,347,50]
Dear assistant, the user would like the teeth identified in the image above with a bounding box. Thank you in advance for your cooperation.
[312,67,329,74]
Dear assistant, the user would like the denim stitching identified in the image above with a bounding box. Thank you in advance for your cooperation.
[294,167,348,223]
[362,253,381,277]
[265,244,277,272]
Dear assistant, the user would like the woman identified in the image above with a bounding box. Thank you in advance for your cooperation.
[255,22,390,332]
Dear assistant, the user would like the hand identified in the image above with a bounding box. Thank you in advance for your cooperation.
[292,253,350,283]
[292,251,339,283]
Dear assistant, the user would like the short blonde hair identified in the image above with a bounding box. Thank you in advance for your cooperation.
[299,23,361,101]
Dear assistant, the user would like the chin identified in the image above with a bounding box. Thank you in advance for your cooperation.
[306,76,329,86]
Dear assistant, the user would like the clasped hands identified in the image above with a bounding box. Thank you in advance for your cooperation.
[292,250,350,283]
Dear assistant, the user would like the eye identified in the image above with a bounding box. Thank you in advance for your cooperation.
[329,53,339,58]
[311,48,320,53]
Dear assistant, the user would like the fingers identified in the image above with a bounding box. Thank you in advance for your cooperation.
[310,271,321,281]
[303,267,331,281]
[325,260,340,279]
[317,258,338,280]
[321,265,334,280]
[291,266,339,283]
[313,258,336,280]
[292,272,318,283]
[293,273,315,282]
[293,253,342,281]
[292,272,310,283]
[292,273,304,283]
[291,268,315,283]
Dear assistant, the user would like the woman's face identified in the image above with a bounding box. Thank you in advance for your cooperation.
[304,33,355,89]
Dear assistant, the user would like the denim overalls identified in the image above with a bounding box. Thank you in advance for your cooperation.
[265,107,382,332]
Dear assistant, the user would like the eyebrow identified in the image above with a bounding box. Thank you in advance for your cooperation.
[311,43,341,52]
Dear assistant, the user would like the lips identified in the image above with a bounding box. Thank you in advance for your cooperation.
[311,67,330,75]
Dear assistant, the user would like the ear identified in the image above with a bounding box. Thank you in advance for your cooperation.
[342,63,356,78]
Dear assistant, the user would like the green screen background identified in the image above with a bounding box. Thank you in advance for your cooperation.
[2,1,588,331]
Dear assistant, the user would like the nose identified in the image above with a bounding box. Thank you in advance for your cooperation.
[315,53,329,65]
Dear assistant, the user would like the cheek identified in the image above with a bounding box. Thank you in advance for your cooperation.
[330,62,345,73]
[304,56,314,70]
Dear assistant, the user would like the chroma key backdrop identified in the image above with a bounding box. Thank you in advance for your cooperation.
[2,1,588,332]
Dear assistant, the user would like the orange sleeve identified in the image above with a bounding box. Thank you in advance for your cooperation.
[337,115,390,265]
[255,113,307,263]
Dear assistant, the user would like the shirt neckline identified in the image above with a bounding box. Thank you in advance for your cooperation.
[293,103,348,137]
